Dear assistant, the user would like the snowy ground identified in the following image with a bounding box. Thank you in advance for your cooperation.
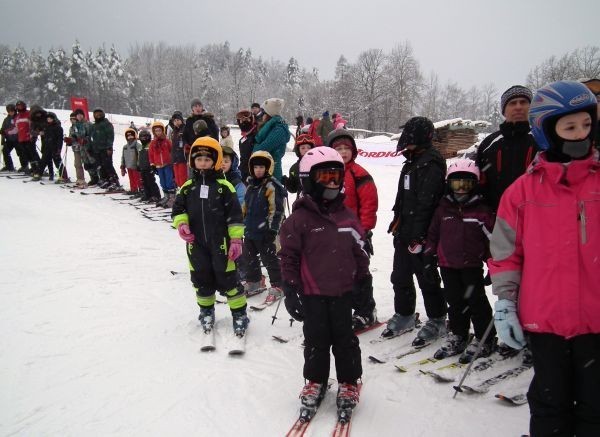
[0,113,531,436]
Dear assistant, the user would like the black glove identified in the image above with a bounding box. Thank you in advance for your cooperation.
[282,282,304,322]
[280,175,289,186]
[483,272,492,286]
[422,254,440,285]
[151,165,157,175]
[387,215,400,235]
[264,229,278,245]
[364,231,374,256]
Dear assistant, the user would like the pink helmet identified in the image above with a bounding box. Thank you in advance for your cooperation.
[446,158,480,181]
[299,146,345,196]
[299,146,344,174]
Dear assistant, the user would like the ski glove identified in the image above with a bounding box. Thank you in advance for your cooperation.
[364,231,374,256]
[494,299,526,350]
[422,254,440,285]
[408,240,424,254]
[120,166,127,177]
[283,282,304,322]
[228,239,243,261]
[177,224,195,243]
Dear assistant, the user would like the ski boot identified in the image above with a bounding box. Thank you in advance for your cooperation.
[352,308,377,332]
[336,382,360,423]
[299,381,327,422]
[263,286,283,305]
[244,275,266,297]
[412,316,447,347]
[30,173,42,182]
[459,336,495,364]
[381,313,416,338]
[232,310,249,337]
[434,333,468,360]
[198,306,215,333]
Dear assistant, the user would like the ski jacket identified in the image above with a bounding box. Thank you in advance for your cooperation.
[243,176,285,240]
[220,136,234,149]
[148,137,172,167]
[476,121,537,212]
[1,115,18,144]
[489,153,600,338]
[41,122,64,152]
[238,128,257,183]
[169,125,186,164]
[222,151,245,205]
[254,115,290,181]
[172,170,244,246]
[343,160,378,232]
[391,145,446,244]
[279,194,370,297]
[183,112,219,145]
[14,109,31,143]
[89,117,114,151]
[137,142,152,171]
[121,141,140,169]
[69,120,91,152]
[425,194,495,269]
[308,119,323,146]
[317,116,334,142]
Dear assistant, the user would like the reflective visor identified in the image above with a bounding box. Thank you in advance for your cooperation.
[448,178,476,191]
[313,168,344,185]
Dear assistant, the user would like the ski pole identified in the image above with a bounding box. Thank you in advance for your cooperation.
[452,318,495,398]
[271,297,283,325]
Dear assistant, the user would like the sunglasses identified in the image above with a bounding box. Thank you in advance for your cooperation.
[448,178,476,191]
[313,168,344,185]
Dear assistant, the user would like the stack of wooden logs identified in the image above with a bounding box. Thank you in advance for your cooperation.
[433,126,478,159]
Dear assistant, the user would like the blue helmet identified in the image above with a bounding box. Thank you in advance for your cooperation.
[529,80,597,151]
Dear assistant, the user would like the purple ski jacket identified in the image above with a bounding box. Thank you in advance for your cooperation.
[279,194,370,297]
[424,194,495,269]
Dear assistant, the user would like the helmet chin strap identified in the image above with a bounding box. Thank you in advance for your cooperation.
[322,187,340,200]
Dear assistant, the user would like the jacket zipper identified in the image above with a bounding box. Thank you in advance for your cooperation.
[579,201,587,244]
[201,174,208,244]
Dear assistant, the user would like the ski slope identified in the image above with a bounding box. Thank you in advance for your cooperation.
[0,112,530,436]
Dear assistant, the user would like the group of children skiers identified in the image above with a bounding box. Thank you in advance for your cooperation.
[2,79,599,435]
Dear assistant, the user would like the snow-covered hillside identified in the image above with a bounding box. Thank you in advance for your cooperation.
[0,113,530,436]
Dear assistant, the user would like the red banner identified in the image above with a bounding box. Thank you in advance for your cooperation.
[70,96,89,121]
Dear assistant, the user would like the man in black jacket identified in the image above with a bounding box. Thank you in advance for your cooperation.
[183,98,219,147]
[385,116,447,345]
[476,85,537,212]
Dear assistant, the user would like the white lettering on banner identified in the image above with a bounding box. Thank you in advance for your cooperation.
[354,139,406,166]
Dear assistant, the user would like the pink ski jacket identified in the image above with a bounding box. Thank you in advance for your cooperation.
[489,152,600,338]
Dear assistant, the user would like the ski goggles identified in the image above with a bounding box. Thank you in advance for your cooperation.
[313,168,344,185]
[448,178,477,191]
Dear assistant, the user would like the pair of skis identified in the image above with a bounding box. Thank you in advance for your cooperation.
[199,328,246,356]
[286,383,362,437]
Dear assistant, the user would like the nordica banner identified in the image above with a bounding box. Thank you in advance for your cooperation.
[355,138,405,166]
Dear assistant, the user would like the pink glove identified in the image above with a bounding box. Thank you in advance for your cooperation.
[177,224,195,243]
[228,239,243,261]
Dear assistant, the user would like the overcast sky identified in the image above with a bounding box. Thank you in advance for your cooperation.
[2,0,598,94]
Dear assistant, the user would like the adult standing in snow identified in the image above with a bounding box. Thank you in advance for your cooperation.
[316,111,334,144]
[253,98,290,182]
[1,103,19,172]
[489,80,600,437]
[386,116,447,345]
[14,100,38,176]
[70,109,95,187]
[236,109,257,184]
[295,115,304,138]
[89,108,119,189]
[183,98,219,147]
[476,85,537,212]
[251,102,265,124]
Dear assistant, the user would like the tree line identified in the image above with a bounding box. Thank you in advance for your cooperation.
[1,41,598,132]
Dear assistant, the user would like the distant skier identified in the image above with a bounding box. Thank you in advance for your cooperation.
[279,146,370,419]
[171,137,248,337]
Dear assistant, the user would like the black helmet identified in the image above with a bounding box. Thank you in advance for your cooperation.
[138,129,151,142]
[396,116,435,151]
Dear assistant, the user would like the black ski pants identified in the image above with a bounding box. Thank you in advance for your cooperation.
[40,143,67,179]
[390,236,447,318]
[301,294,362,384]
[350,273,376,318]
[21,141,40,173]
[243,234,281,287]
[528,332,600,437]
[439,266,495,341]
[2,140,17,170]
[94,148,118,183]
[140,169,161,199]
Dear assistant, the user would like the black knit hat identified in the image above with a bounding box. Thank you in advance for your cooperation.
[73,108,85,116]
[396,116,435,151]
[500,85,533,115]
